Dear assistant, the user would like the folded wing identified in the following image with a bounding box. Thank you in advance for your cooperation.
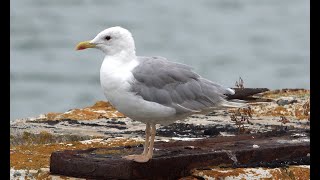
[130,56,242,115]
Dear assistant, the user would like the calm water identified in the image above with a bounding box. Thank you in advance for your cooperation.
[10,0,310,121]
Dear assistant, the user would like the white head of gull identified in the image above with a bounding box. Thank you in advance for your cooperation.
[75,26,244,162]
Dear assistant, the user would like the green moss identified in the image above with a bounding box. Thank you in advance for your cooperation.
[11,131,98,146]
[39,131,54,144]
[22,131,33,144]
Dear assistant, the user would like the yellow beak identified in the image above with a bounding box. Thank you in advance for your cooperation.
[75,41,96,50]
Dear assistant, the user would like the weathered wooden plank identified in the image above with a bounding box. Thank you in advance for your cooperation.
[50,132,309,180]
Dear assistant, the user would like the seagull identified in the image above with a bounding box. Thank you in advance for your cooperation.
[75,26,244,163]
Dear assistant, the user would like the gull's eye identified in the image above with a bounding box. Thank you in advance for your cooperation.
[105,36,111,41]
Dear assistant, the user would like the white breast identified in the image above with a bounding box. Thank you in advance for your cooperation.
[99,56,176,123]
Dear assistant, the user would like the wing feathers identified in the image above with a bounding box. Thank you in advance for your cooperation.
[130,56,243,114]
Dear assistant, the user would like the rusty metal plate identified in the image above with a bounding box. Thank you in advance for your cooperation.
[50,132,309,179]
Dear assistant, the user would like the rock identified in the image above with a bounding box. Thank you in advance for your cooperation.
[10,88,310,179]
[40,168,50,172]
[204,125,237,136]
[13,171,21,177]
[276,99,298,106]
[191,165,310,179]
[29,169,38,174]
[252,144,260,148]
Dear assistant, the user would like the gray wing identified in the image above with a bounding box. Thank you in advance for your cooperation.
[130,56,235,114]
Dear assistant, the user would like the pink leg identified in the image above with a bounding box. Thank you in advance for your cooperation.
[123,123,154,163]
[142,123,151,155]
[146,123,156,158]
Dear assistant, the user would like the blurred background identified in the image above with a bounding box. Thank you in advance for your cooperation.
[10,0,309,121]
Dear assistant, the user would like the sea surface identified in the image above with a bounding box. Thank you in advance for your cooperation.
[10,0,309,121]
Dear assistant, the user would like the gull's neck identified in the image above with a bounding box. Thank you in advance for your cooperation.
[105,49,136,64]
[100,48,139,91]
[101,49,138,77]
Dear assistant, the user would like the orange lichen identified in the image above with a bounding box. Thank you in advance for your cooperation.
[261,89,309,99]
[268,168,292,179]
[268,166,310,180]
[10,138,141,170]
[46,112,61,120]
[45,101,125,121]
[35,172,50,179]
[254,103,309,120]
[288,166,310,180]
[272,106,290,116]
[191,166,310,180]
[241,93,309,120]
[191,168,246,179]
[89,101,117,110]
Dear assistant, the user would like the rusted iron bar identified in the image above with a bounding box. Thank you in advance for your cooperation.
[50,133,309,179]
